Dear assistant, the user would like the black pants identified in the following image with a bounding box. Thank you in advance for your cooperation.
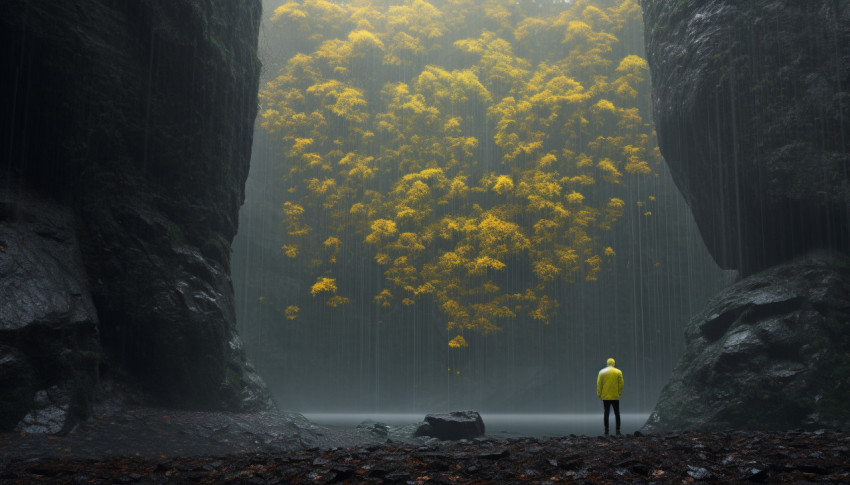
[603,400,620,432]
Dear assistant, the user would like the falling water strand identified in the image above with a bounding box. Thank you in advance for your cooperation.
[6,68,20,194]
[375,310,380,412]
[8,22,34,196]
[728,64,746,274]
[832,4,849,249]
[142,31,156,173]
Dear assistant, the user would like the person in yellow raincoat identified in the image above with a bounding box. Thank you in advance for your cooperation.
[596,357,624,435]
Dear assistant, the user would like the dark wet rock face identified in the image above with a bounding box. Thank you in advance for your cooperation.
[415,411,486,441]
[643,0,850,433]
[0,192,99,432]
[0,0,271,430]
[643,252,850,433]
[642,0,850,275]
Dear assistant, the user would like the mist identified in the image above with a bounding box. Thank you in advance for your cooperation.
[231,0,730,418]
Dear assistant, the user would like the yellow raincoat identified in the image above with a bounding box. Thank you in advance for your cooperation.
[597,358,623,400]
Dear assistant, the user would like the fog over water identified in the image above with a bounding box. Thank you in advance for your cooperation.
[303,413,650,437]
[231,0,731,430]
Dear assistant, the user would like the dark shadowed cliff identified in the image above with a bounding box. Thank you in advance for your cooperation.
[643,0,849,276]
[642,0,850,432]
[1,0,272,432]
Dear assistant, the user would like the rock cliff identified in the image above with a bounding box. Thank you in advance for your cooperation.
[642,0,850,431]
[643,252,850,432]
[1,0,272,432]
[643,0,850,276]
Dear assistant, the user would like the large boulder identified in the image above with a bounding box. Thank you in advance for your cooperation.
[642,252,850,433]
[415,411,486,441]
[642,0,850,275]
[0,0,273,429]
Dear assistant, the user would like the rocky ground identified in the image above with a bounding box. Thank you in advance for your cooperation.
[2,407,849,483]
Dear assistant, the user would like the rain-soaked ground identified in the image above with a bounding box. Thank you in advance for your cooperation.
[2,406,849,483]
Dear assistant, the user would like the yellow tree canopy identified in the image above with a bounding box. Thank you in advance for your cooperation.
[259,0,659,346]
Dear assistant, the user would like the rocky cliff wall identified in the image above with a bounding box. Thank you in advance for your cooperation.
[643,0,850,276]
[642,0,850,431]
[1,0,272,432]
[642,251,850,433]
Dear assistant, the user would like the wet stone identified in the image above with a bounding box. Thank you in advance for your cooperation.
[414,411,485,441]
[15,386,72,434]
[687,465,712,480]
[478,448,510,460]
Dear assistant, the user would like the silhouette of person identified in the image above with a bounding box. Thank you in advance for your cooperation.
[597,357,623,435]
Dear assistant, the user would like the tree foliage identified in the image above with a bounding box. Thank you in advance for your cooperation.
[259,0,658,346]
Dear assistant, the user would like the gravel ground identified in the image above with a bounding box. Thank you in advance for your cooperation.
[2,407,849,483]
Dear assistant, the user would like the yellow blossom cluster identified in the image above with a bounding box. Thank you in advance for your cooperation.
[260,0,659,345]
